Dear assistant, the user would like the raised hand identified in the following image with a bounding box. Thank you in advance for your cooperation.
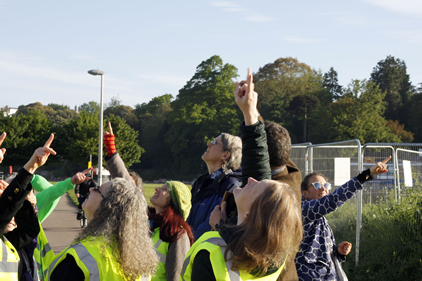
[209,201,227,230]
[0,132,6,163]
[71,168,93,185]
[104,122,116,157]
[370,156,391,175]
[234,68,259,125]
[24,134,56,174]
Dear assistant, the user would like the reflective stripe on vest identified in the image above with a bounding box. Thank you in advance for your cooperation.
[151,228,169,281]
[181,232,286,281]
[0,237,19,281]
[34,222,54,279]
[47,243,100,281]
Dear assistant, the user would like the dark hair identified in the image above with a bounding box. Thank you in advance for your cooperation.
[148,205,194,246]
[264,121,291,167]
[301,172,328,192]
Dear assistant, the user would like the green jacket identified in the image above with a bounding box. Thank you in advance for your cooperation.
[31,175,75,223]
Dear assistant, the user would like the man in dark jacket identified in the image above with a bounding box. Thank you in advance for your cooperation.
[75,176,96,220]
[265,121,302,281]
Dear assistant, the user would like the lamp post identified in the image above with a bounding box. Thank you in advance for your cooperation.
[88,69,105,186]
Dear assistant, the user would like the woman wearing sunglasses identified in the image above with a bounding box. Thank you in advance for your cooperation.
[296,156,390,280]
[47,178,158,281]
[187,132,242,240]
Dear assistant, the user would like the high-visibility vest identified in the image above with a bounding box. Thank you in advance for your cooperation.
[33,221,54,279]
[151,228,169,281]
[0,236,19,281]
[180,232,286,281]
[46,236,150,281]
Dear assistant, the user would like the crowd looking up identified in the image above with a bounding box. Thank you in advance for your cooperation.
[0,68,393,281]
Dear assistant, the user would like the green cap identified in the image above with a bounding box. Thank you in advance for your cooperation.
[166,181,192,221]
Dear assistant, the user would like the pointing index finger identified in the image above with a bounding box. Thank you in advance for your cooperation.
[108,122,114,135]
[82,168,93,174]
[44,134,54,148]
[382,156,391,164]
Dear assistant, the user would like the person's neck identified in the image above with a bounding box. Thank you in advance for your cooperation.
[154,206,165,214]
[206,162,223,175]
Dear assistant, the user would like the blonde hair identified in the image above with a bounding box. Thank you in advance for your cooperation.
[74,178,157,280]
[227,180,303,276]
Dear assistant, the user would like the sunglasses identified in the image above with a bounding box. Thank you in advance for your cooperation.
[308,182,331,191]
[211,139,218,146]
[93,186,105,199]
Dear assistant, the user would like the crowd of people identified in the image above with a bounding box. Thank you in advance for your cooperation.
[0,68,390,281]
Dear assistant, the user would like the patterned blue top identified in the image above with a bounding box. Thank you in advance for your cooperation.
[295,177,363,281]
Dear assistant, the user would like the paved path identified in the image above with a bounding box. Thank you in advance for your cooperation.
[41,194,82,254]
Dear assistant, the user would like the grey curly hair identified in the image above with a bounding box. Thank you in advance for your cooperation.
[220,133,242,171]
[74,178,157,280]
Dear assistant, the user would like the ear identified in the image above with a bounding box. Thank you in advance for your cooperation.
[222,151,231,161]
[301,190,308,199]
[243,212,249,221]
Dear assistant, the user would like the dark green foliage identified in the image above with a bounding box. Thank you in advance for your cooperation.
[166,55,240,173]
[327,186,422,280]
[370,55,411,124]
[0,110,53,167]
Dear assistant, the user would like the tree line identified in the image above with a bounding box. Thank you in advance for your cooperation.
[1,55,421,178]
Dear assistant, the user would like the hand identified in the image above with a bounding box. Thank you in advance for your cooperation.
[26,190,37,208]
[370,156,391,175]
[104,122,114,136]
[209,201,227,230]
[24,134,56,174]
[76,193,80,198]
[338,241,352,256]
[234,68,259,126]
[71,168,93,185]
[0,132,6,163]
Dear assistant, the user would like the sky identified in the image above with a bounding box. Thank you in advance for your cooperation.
[1,0,421,110]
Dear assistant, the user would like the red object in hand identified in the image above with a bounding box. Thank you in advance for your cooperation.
[9,166,12,175]
[104,134,116,157]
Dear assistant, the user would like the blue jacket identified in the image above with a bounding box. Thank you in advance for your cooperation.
[295,177,363,281]
[187,168,241,240]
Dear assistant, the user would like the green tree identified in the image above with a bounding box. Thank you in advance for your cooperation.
[56,111,143,168]
[78,101,100,114]
[288,94,320,142]
[0,110,53,167]
[370,55,412,123]
[254,57,323,124]
[166,55,240,173]
[329,80,401,143]
[323,67,343,101]
[17,102,78,127]
[105,115,144,168]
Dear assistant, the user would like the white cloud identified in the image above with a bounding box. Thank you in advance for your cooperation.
[362,0,422,16]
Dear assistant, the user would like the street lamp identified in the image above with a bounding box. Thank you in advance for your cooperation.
[88,69,105,186]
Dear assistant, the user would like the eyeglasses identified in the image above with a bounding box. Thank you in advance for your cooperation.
[93,186,105,199]
[211,139,218,146]
[308,182,331,191]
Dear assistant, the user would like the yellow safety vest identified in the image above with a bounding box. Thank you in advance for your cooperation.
[46,236,150,281]
[33,221,54,279]
[151,228,169,281]
[180,232,286,281]
[0,236,19,281]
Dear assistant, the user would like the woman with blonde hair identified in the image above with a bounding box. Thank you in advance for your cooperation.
[181,69,303,280]
[47,177,158,280]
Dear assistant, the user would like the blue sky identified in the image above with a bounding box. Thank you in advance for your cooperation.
[1,0,421,109]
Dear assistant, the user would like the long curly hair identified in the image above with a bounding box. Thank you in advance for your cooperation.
[74,178,157,280]
[226,180,303,276]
